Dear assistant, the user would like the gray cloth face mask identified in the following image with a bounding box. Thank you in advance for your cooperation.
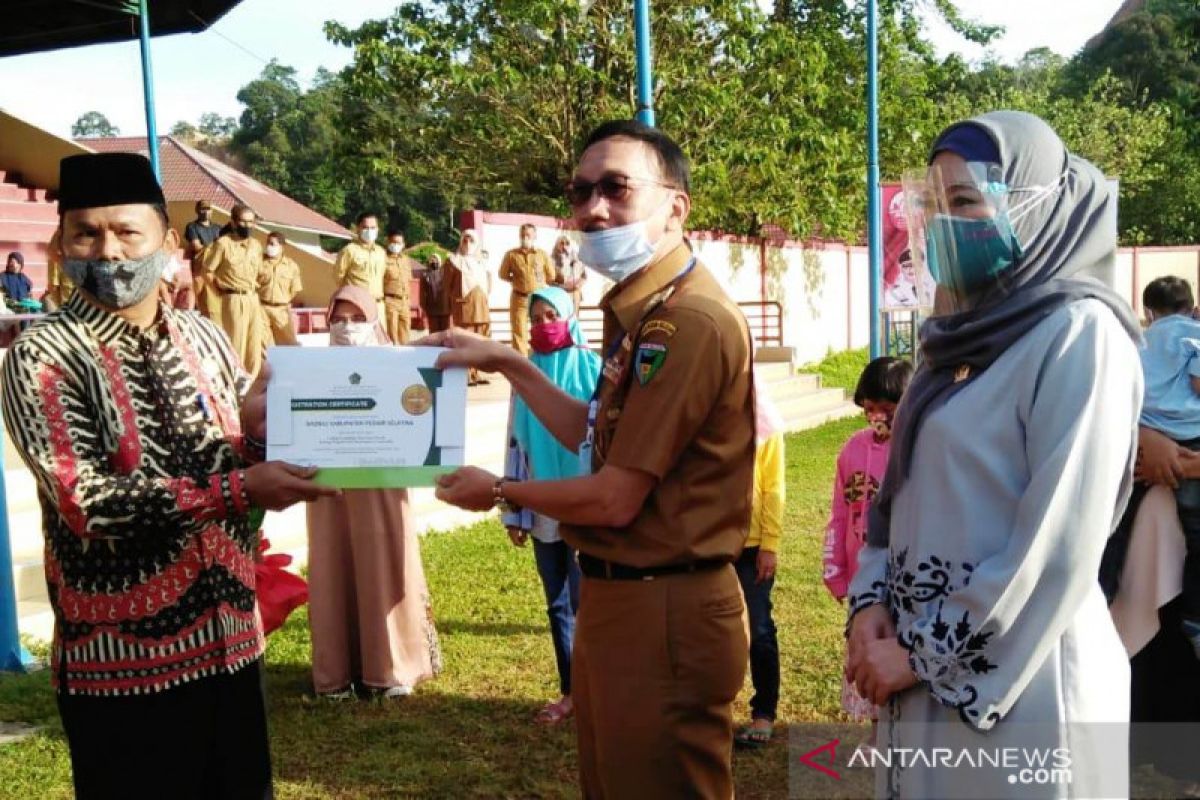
[63,248,168,310]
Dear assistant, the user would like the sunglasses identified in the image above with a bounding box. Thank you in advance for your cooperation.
[564,174,678,207]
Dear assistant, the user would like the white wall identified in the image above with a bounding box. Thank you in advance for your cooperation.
[467,213,872,363]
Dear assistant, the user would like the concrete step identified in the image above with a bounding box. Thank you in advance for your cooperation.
[0,184,49,203]
[774,387,851,423]
[0,199,59,223]
[762,375,827,404]
[0,219,56,242]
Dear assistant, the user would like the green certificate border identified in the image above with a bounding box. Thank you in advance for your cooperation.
[314,465,455,489]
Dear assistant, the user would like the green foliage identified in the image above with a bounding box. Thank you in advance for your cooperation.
[172,0,1196,249]
[405,242,450,264]
[1064,0,1200,244]
[70,112,118,138]
[799,347,870,393]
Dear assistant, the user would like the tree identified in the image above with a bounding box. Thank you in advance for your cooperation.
[198,113,237,140]
[227,64,351,224]
[71,111,119,138]
[325,0,981,240]
[170,120,199,141]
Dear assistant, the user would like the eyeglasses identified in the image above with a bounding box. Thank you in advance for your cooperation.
[564,174,678,207]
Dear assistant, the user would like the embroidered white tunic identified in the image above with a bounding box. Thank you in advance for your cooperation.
[848,299,1142,799]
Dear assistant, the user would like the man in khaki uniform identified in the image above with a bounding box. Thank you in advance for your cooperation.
[257,231,303,346]
[498,224,557,355]
[336,212,387,319]
[433,120,754,799]
[42,228,74,310]
[382,231,418,344]
[198,203,265,375]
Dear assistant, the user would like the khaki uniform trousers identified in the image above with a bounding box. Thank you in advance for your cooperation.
[572,564,747,799]
[384,297,411,345]
[218,292,264,376]
[261,303,298,346]
[509,290,531,356]
[196,276,221,321]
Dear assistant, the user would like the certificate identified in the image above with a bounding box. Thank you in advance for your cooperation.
[265,345,468,488]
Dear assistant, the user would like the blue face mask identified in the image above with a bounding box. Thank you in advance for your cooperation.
[924,212,1023,296]
[578,219,656,284]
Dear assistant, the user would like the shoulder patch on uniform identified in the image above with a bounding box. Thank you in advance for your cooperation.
[634,342,667,386]
[641,319,677,338]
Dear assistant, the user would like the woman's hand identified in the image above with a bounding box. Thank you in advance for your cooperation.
[852,637,919,706]
[507,527,529,547]
[846,603,895,681]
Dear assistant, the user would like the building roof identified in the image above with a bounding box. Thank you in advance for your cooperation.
[0,1,243,58]
[80,136,350,238]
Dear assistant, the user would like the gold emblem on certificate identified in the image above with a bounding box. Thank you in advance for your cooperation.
[402,384,434,416]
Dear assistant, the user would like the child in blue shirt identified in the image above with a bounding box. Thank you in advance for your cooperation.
[1138,275,1200,657]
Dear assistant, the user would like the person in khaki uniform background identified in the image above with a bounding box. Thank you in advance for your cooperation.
[383,231,418,344]
[41,228,73,311]
[198,203,266,375]
[336,212,387,319]
[447,231,493,386]
[431,120,754,799]
[257,231,303,346]
[498,224,557,355]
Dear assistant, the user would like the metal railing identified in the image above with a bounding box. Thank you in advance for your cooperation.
[5,301,785,349]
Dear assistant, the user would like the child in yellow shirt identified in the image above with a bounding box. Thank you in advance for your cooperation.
[734,392,786,748]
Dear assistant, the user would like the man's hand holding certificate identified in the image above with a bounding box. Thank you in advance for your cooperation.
[265,345,469,488]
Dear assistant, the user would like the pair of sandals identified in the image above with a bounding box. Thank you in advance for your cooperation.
[734,720,774,749]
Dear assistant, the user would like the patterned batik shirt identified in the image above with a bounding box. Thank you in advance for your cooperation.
[1,293,264,696]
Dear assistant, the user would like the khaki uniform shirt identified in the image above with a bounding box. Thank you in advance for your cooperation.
[45,230,74,305]
[198,235,264,293]
[383,255,418,302]
[257,256,303,305]
[335,241,387,299]
[561,243,755,568]
[499,248,557,295]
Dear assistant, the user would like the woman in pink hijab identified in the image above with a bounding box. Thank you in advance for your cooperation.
[305,285,442,699]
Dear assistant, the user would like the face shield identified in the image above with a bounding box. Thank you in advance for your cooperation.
[902,161,1023,315]
[903,158,1070,315]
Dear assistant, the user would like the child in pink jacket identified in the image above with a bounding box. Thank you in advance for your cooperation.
[823,356,913,722]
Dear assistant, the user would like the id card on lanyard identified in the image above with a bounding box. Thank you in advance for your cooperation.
[578,257,697,475]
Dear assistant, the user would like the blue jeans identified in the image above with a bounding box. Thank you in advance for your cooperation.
[734,546,780,721]
[533,539,581,695]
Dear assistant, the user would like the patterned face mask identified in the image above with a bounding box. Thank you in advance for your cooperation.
[63,248,168,309]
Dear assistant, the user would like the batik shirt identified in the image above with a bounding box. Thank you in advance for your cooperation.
[1,293,263,696]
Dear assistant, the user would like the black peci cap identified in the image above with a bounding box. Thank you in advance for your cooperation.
[57,153,165,212]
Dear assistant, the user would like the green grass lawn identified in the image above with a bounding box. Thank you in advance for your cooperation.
[0,417,868,799]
